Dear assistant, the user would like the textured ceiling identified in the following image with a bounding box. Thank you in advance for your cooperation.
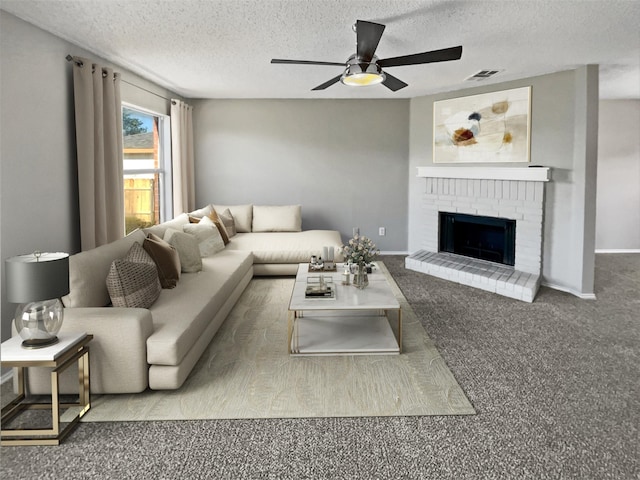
[2,0,639,99]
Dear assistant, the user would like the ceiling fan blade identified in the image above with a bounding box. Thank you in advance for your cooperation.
[379,46,463,68]
[382,72,408,92]
[271,59,345,66]
[356,20,386,62]
[312,74,343,91]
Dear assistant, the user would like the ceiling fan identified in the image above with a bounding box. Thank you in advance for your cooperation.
[271,20,462,92]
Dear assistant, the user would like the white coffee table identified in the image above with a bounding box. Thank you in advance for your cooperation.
[288,263,402,355]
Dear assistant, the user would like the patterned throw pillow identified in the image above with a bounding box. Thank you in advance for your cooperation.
[106,242,161,308]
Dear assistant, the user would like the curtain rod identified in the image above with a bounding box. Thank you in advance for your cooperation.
[66,55,176,104]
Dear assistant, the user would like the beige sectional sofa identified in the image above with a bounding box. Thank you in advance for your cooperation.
[207,204,344,275]
[21,204,343,394]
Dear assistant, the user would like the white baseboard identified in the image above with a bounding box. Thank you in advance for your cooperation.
[541,281,597,300]
[380,251,410,255]
[595,249,640,253]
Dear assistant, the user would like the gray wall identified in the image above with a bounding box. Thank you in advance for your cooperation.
[193,99,410,251]
[0,11,180,346]
[596,100,640,250]
[408,67,600,297]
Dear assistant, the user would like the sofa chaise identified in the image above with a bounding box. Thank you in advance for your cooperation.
[18,204,343,394]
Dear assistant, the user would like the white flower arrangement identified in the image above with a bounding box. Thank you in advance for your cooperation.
[340,234,379,265]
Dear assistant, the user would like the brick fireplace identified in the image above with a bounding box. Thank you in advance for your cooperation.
[406,167,550,302]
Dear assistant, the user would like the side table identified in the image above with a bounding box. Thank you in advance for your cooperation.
[1,332,92,446]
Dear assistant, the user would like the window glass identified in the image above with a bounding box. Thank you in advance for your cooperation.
[122,106,171,234]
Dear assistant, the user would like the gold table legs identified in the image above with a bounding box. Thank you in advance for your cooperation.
[1,345,91,446]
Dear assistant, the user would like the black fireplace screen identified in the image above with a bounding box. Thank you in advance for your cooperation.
[439,212,516,266]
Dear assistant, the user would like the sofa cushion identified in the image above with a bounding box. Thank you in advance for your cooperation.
[218,208,236,237]
[62,229,146,308]
[106,242,161,308]
[252,205,302,232]
[213,204,252,233]
[143,213,190,239]
[143,233,181,289]
[164,228,202,273]
[182,216,225,257]
[224,230,343,264]
[147,250,254,366]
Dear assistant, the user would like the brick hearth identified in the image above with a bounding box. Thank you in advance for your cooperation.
[408,168,549,302]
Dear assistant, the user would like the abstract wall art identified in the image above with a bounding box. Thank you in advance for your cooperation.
[433,86,531,163]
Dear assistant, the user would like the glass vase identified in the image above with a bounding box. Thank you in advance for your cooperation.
[353,263,369,289]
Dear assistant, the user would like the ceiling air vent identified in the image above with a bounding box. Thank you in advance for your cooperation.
[465,70,501,81]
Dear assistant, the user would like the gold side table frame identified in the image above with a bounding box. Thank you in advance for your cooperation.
[1,334,92,446]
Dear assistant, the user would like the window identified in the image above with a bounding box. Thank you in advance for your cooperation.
[122,105,172,234]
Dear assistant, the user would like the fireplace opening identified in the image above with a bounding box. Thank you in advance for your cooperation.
[439,212,516,266]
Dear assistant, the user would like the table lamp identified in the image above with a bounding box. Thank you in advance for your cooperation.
[5,251,70,349]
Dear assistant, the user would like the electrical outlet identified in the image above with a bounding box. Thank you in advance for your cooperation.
[379,227,386,236]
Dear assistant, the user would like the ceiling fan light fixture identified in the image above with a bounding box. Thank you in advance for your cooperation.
[271,21,462,92]
[341,60,385,87]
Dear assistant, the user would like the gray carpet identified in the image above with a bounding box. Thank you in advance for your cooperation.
[1,254,638,479]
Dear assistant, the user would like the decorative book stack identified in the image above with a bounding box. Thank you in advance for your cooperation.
[305,276,335,298]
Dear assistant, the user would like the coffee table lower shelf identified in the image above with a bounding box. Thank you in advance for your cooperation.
[289,312,400,356]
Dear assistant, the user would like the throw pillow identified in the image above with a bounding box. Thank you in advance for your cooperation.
[106,242,161,308]
[213,219,230,245]
[143,233,181,289]
[218,208,237,237]
[182,216,225,257]
[188,210,219,224]
[143,213,190,239]
[188,211,229,244]
[63,229,147,308]
[163,228,203,273]
[189,204,215,219]
[213,204,252,233]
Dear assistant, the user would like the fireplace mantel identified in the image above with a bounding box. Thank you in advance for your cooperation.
[417,166,550,182]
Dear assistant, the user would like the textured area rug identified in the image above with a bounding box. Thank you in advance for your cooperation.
[82,263,474,421]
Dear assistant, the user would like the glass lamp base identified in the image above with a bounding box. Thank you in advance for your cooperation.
[15,299,64,349]
[21,336,60,349]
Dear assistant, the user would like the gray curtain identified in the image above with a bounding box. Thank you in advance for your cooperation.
[171,99,195,214]
[71,56,124,251]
